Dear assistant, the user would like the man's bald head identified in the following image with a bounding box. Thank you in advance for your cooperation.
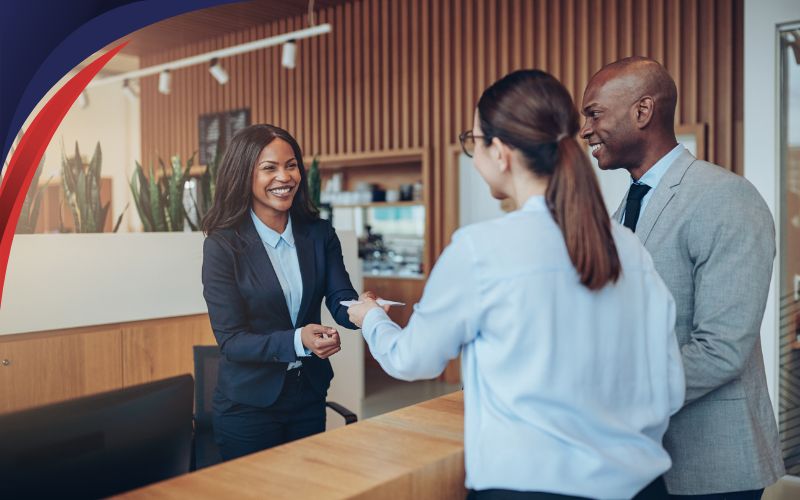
[589,56,678,131]
[579,57,680,177]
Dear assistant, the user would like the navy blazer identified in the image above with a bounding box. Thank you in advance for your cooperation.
[202,216,358,408]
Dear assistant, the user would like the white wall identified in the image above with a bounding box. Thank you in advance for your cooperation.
[744,0,800,409]
[458,152,505,227]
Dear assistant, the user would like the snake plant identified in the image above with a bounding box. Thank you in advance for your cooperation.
[61,141,124,233]
[129,152,196,232]
[308,156,321,208]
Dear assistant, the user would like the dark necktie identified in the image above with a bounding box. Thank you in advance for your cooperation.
[623,183,651,232]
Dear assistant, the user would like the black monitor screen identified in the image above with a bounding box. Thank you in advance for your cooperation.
[0,374,193,498]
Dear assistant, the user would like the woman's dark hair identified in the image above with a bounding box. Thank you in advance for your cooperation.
[477,69,620,290]
[201,124,318,235]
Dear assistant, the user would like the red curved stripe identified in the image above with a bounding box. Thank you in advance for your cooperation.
[0,43,127,307]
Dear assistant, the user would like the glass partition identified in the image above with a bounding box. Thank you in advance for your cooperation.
[778,22,800,476]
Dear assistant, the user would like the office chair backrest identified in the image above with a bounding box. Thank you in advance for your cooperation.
[189,343,358,470]
[193,345,221,430]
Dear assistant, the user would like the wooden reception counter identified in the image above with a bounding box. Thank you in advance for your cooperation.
[119,391,466,499]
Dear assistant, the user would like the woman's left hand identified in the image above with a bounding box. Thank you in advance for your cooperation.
[348,297,381,328]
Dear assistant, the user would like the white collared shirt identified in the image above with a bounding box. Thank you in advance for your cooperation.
[250,211,309,370]
[361,196,685,498]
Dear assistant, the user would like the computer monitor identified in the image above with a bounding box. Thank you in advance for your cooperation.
[0,374,194,498]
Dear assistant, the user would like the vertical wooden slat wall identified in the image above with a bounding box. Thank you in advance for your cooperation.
[140,0,743,258]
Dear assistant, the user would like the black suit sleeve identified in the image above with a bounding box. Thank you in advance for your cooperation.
[322,223,360,330]
[202,235,297,364]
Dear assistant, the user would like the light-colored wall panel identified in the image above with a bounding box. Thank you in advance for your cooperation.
[0,233,206,336]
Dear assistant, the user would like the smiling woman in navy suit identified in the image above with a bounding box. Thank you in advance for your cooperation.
[201,124,361,460]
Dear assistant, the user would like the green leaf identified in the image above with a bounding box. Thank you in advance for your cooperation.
[90,142,102,178]
[25,189,44,233]
[57,141,109,232]
[128,172,147,232]
[113,202,129,233]
[98,201,110,233]
[149,164,168,232]
[308,155,321,208]
[61,143,76,194]
[129,161,157,232]
[75,170,86,232]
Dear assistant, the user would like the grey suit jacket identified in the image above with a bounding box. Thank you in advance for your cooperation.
[613,149,784,494]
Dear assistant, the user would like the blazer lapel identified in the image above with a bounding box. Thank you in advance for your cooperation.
[635,149,696,245]
[240,217,292,323]
[612,194,626,224]
[293,224,317,328]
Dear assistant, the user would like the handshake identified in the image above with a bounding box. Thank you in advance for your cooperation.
[300,291,405,359]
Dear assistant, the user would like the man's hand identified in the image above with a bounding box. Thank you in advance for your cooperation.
[300,324,341,359]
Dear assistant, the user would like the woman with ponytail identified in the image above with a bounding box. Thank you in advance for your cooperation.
[347,70,684,499]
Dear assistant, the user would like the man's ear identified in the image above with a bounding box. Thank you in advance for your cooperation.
[633,96,655,129]
[491,137,512,172]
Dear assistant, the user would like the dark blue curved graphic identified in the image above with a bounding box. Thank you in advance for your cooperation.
[0,0,240,177]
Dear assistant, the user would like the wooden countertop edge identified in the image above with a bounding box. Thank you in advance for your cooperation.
[118,391,465,499]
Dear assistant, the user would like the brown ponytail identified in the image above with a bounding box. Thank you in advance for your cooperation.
[477,69,620,290]
[546,137,620,290]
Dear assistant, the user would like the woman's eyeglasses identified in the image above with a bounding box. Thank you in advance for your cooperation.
[458,130,487,158]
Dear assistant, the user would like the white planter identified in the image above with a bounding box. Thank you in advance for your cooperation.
[0,232,207,336]
[0,230,365,421]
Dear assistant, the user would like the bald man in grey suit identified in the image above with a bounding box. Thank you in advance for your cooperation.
[580,57,784,499]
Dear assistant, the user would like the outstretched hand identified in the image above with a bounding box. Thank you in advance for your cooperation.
[348,291,391,328]
[348,298,378,328]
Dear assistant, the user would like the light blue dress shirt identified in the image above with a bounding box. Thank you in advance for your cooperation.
[361,196,685,498]
[622,144,684,224]
[250,210,309,370]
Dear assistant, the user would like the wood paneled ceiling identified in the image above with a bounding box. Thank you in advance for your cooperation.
[117,0,351,56]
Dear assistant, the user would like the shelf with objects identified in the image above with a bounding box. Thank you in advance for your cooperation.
[316,148,457,412]
[317,148,431,287]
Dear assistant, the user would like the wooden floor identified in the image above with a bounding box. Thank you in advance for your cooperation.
[119,391,466,499]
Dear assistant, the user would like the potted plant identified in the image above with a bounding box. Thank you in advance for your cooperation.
[61,141,125,233]
[129,153,196,232]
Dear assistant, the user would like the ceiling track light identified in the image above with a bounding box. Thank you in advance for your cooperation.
[158,70,171,95]
[85,24,332,89]
[122,79,139,101]
[209,58,229,84]
[281,40,297,69]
